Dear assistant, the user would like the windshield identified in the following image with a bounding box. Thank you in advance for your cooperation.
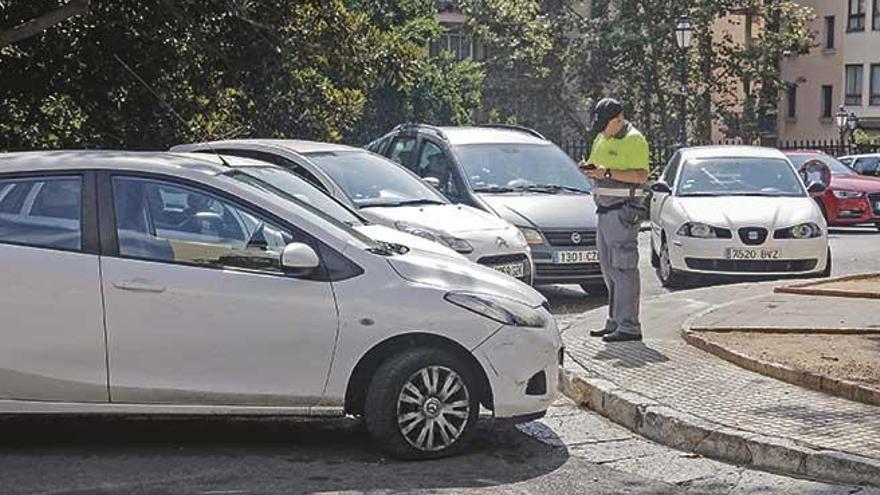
[786,154,856,177]
[224,167,379,248]
[454,143,591,193]
[304,150,448,208]
[677,158,806,197]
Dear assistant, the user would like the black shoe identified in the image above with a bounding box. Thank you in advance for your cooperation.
[589,328,615,337]
[602,332,643,342]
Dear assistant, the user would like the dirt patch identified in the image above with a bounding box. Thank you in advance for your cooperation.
[778,274,880,298]
[700,332,880,389]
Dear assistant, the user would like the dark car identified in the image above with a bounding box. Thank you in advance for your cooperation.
[368,124,604,292]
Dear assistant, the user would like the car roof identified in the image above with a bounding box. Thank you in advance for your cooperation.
[679,146,789,161]
[783,149,826,156]
[0,150,274,175]
[423,127,549,146]
[174,139,362,155]
[839,153,880,159]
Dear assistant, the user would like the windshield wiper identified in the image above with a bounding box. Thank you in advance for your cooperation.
[360,198,444,208]
[679,192,722,197]
[524,184,590,194]
[473,186,517,193]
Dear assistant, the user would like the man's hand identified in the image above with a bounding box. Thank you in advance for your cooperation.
[585,166,607,180]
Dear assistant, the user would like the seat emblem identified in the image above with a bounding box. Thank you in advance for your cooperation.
[571,232,582,244]
[748,231,758,240]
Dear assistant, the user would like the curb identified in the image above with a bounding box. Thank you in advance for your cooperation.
[775,272,880,300]
[561,369,880,487]
[683,331,880,407]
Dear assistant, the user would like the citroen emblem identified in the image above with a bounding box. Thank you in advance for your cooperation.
[571,232,582,244]
[496,236,509,248]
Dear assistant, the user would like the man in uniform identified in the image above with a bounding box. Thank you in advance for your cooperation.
[581,98,650,342]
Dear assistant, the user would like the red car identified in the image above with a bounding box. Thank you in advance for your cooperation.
[786,150,880,231]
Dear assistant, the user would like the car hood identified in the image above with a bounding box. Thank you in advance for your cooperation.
[478,193,598,229]
[354,225,467,260]
[831,174,880,192]
[360,204,513,234]
[677,196,821,229]
[387,250,546,308]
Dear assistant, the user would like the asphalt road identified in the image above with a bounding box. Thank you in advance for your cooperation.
[1,226,877,495]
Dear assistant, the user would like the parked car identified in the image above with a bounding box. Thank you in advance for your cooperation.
[172,141,533,284]
[649,146,830,287]
[0,150,561,459]
[368,124,603,293]
[786,150,880,231]
[838,153,880,177]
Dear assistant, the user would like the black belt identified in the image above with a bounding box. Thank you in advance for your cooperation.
[596,203,626,214]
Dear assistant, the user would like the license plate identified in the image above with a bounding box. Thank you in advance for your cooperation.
[491,262,525,278]
[725,248,781,260]
[552,250,600,264]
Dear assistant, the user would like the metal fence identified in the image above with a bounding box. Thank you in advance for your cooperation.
[559,137,880,170]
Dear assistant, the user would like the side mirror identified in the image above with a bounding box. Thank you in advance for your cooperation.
[281,243,320,271]
[806,181,826,196]
[422,176,441,188]
[650,181,672,194]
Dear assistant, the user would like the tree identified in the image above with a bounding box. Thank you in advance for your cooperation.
[0,0,89,47]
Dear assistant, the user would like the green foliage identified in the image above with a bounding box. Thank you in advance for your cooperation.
[0,0,484,150]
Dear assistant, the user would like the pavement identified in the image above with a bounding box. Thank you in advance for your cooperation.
[561,278,880,487]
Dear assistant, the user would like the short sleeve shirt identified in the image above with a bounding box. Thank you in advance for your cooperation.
[587,125,650,171]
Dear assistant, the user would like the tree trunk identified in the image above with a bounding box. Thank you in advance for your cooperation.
[0,0,90,47]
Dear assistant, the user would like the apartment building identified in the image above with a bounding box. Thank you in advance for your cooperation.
[779,0,880,141]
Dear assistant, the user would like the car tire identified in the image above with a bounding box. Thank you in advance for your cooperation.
[658,238,685,289]
[650,238,660,268]
[364,348,480,460]
[580,281,608,296]
[820,247,832,278]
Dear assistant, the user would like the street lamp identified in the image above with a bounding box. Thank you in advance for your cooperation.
[836,105,848,149]
[675,15,693,147]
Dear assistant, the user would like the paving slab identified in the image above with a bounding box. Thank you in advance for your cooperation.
[561,280,880,487]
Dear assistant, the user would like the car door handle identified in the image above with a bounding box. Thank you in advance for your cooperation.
[112,280,166,293]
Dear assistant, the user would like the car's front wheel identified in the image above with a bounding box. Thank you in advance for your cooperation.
[364,348,480,460]
[658,238,685,288]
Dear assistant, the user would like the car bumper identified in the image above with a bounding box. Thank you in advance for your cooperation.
[669,236,828,276]
[472,311,561,419]
[829,196,880,225]
[530,244,604,285]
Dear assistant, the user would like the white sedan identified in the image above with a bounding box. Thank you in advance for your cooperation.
[649,146,830,287]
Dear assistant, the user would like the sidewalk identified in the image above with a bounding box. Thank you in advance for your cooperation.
[560,281,880,487]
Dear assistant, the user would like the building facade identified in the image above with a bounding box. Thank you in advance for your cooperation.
[779,0,880,141]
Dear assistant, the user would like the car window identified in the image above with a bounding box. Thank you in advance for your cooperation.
[677,158,805,197]
[387,137,417,167]
[112,176,294,273]
[854,157,880,175]
[303,150,448,208]
[787,154,856,177]
[216,149,328,192]
[662,152,681,186]
[454,143,591,193]
[417,141,460,197]
[0,176,81,251]
[365,136,388,154]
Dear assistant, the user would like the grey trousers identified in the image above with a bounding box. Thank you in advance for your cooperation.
[597,206,642,336]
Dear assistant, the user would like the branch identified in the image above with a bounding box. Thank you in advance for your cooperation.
[0,0,89,47]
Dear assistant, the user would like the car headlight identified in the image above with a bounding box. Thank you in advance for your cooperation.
[444,292,547,328]
[776,223,823,239]
[518,227,544,245]
[832,189,864,199]
[394,221,473,254]
[676,222,731,239]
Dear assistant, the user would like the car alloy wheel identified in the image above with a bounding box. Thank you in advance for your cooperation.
[397,365,470,452]
[658,239,683,288]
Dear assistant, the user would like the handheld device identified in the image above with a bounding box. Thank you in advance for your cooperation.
[579,162,597,171]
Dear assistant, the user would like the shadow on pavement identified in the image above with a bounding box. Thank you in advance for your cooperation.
[539,284,606,316]
[591,342,671,369]
[0,415,572,494]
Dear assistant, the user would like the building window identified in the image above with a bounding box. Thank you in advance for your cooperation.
[874,0,880,29]
[787,85,797,118]
[871,65,880,106]
[824,16,835,48]
[429,32,473,61]
[845,64,864,105]
[848,0,866,31]
[821,85,834,117]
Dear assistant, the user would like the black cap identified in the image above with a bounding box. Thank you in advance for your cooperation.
[591,98,623,133]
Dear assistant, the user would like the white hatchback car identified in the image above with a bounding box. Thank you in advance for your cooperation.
[0,151,560,459]
[171,140,534,284]
[649,146,830,287]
